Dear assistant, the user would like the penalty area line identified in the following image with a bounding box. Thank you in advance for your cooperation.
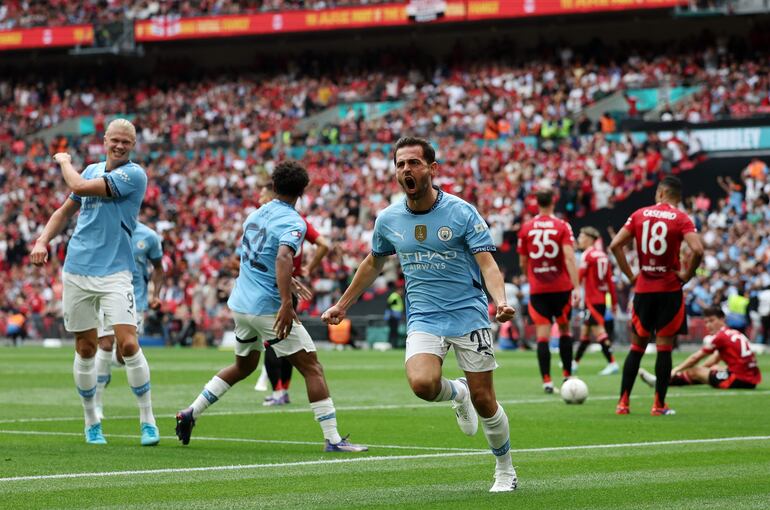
[0,435,768,483]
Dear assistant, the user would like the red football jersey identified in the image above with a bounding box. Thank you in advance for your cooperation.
[622,203,696,293]
[580,245,616,306]
[293,217,320,276]
[703,327,762,385]
[517,214,575,295]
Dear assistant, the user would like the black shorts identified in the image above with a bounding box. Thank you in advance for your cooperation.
[583,303,606,327]
[528,291,571,326]
[631,291,687,338]
[708,369,757,389]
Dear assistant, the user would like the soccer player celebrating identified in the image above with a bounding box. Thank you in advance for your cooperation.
[610,175,704,416]
[94,221,165,420]
[639,306,761,390]
[175,161,367,453]
[574,226,619,376]
[321,137,518,493]
[255,181,331,407]
[517,189,580,393]
[30,119,158,445]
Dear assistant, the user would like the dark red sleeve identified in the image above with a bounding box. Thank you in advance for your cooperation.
[679,213,696,236]
[303,217,320,244]
[561,221,575,246]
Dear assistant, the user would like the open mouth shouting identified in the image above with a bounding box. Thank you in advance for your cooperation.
[403,175,418,194]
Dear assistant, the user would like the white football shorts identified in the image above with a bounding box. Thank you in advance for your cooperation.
[62,271,136,333]
[405,328,498,373]
[231,311,316,358]
[97,307,144,338]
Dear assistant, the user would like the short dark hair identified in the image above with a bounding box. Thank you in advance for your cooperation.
[392,136,436,165]
[703,306,725,319]
[272,160,309,197]
[535,189,554,207]
[659,175,682,200]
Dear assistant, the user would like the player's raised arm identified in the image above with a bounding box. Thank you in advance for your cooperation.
[609,226,636,284]
[30,198,81,266]
[474,251,515,323]
[53,153,111,197]
[321,253,387,324]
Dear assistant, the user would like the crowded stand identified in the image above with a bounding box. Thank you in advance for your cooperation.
[2,39,769,344]
[0,1,395,30]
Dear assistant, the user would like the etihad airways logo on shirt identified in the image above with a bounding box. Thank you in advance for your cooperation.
[399,249,458,271]
[81,196,106,210]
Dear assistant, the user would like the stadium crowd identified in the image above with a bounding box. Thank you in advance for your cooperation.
[0,0,395,29]
[2,39,769,343]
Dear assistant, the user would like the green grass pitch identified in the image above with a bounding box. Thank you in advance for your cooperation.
[1,346,768,509]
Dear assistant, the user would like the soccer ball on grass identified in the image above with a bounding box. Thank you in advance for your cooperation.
[561,378,588,404]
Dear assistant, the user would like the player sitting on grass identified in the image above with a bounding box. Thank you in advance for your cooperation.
[640,306,762,390]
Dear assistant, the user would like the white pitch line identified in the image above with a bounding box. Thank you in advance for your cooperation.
[0,430,484,452]
[1,389,767,425]
[1,435,768,483]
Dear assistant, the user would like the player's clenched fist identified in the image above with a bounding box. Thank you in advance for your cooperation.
[495,304,516,323]
[53,152,72,165]
[321,305,346,325]
[30,240,49,266]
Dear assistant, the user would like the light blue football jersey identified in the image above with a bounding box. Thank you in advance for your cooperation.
[372,188,496,337]
[131,222,163,313]
[228,199,306,316]
[64,161,147,277]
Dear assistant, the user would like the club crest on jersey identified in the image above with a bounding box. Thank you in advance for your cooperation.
[437,226,453,241]
[136,240,146,250]
[414,224,427,242]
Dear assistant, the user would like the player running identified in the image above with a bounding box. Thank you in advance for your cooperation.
[93,221,164,420]
[639,306,761,390]
[610,175,704,416]
[30,119,158,445]
[255,180,331,407]
[175,161,367,453]
[322,136,518,493]
[517,189,580,393]
[573,226,619,376]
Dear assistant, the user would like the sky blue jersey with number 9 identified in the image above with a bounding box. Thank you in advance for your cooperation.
[371,188,495,337]
[228,199,306,316]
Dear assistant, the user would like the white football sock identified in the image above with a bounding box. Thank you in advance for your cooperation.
[94,347,113,413]
[480,403,513,471]
[190,376,231,419]
[123,349,155,426]
[73,353,99,427]
[432,377,468,403]
[310,397,342,444]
